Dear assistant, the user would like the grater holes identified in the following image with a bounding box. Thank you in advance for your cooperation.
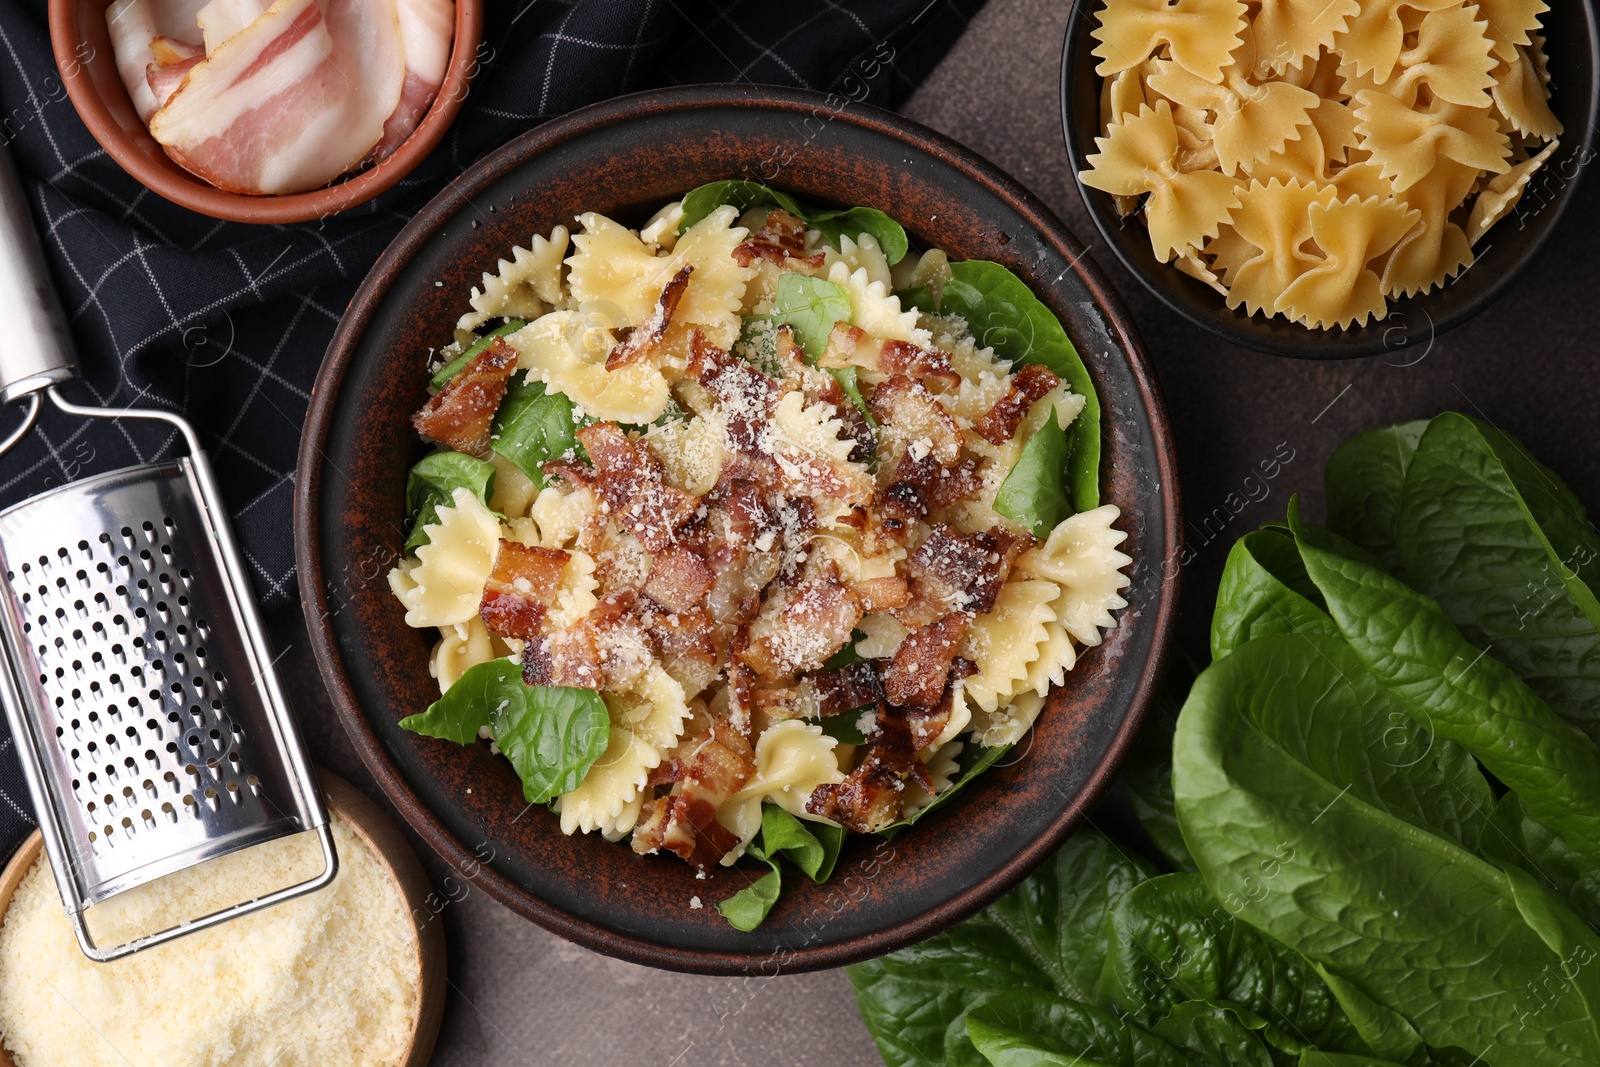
[161,801,176,822]
[246,774,261,795]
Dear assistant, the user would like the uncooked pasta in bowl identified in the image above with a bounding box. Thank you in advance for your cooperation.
[1077,0,1562,330]
[384,182,1130,928]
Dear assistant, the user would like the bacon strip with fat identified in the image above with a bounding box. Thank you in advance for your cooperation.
[607,265,693,370]
[478,541,571,644]
[576,422,701,553]
[411,336,518,456]
[972,363,1061,444]
[807,704,930,833]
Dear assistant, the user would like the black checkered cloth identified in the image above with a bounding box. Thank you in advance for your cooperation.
[0,0,984,858]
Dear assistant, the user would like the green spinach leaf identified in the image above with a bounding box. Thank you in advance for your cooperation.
[762,273,853,361]
[901,260,1101,512]
[829,366,876,427]
[847,830,1154,1067]
[490,683,610,804]
[760,804,843,883]
[679,180,808,232]
[1396,414,1600,745]
[491,373,579,488]
[403,451,497,553]
[1290,508,1600,868]
[878,743,1012,836]
[715,847,783,932]
[1211,530,1338,660]
[1102,873,1363,1051]
[1323,420,1428,576]
[818,711,872,747]
[1172,633,1600,1066]
[1148,1001,1278,1067]
[994,410,1071,538]
[965,989,1189,1067]
[398,656,516,743]
[429,318,527,392]
[807,205,909,265]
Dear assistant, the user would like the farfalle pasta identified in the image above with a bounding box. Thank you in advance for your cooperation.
[1082,0,1561,330]
[387,184,1131,927]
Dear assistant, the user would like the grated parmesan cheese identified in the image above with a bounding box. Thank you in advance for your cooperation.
[0,813,421,1067]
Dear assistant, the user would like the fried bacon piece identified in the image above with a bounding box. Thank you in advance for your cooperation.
[741,563,863,681]
[879,340,960,390]
[898,524,1034,626]
[819,322,867,368]
[810,662,884,717]
[633,721,755,871]
[887,451,984,515]
[972,363,1060,445]
[690,332,782,456]
[700,480,785,625]
[807,704,931,833]
[412,337,518,456]
[576,422,700,553]
[642,606,722,698]
[871,374,978,515]
[522,591,651,691]
[905,674,972,751]
[849,575,910,613]
[732,208,826,269]
[478,541,571,644]
[882,612,972,708]
[644,544,715,613]
[606,265,693,369]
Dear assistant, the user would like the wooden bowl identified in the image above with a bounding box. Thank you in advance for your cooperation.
[0,769,444,1067]
[47,0,484,224]
[296,85,1183,975]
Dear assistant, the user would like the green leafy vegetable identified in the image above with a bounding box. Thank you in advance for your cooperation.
[848,830,1154,1067]
[901,260,1101,512]
[759,804,843,883]
[818,711,872,747]
[965,989,1190,1067]
[1210,529,1338,660]
[399,660,609,805]
[1481,792,1600,929]
[403,451,497,553]
[829,366,876,427]
[1289,508,1600,867]
[761,273,853,361]
[715,848,783,932]
[1148,1001,1279,1067]
[1394,414,1600,745]
[1323,420,1427,576]
[1172,633,1600,1065]
[878,744,1012,836]
[490,683,610,804]
[677,180,908,263]
[994,410,1071,538]
[491,373,579,488]
[429,318,527,392]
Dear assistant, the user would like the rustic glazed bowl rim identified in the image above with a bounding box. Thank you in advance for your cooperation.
[296,84,1182,974]
[1058,0,1600,359]
[47,0,484,225]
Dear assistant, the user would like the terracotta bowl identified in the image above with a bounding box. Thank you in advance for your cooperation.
[1060,0,1600,358]
[48,0,484,224]
[0,769,445,1067]
[296,85,1182,975]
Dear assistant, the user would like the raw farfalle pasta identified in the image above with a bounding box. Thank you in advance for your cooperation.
[1081,0,1561,330]
[388,186,1132,927]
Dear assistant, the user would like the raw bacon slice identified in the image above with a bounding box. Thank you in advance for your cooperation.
[106,0,209,121]
[411,337,517,456]
[375,0,457,162]
[196,0,271,52]
[149,0,406,195]
[145,49,203,115]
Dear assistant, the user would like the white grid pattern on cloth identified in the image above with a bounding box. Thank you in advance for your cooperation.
[0,0,986,847]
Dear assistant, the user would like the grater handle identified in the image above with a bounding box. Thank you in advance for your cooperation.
[0,141,79,404]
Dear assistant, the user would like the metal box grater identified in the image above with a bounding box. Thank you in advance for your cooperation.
[0,143,335,960]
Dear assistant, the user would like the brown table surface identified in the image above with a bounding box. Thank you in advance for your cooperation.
[269,0,1600,1062]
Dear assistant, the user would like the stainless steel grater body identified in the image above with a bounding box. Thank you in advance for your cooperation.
[0,140,334,961]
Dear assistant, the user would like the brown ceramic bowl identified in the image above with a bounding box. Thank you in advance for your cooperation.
[48,0,483,224]
[296,85,1182,974]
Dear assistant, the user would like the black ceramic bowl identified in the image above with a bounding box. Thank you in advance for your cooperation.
[1060,1,1600,358]
[296,85,1181,974]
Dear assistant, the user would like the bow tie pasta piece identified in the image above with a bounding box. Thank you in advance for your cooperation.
[1377,6,1498,107]
[734,720,847,818]
[1145,61,1322,177]
[1277,195,1421,328]
[1080,101,1243,261]
[1382,157,1480,296]
[1475,0,1549,61]
[1224,178,1339,316]
[1249,0,1359,77]
[1467,139,1558,245]
[458,226,570,334]
[825,261,929,346]
[1015,506,1134,647]
[1491,46,1562,139]
[1353,91,1509,192]
[1335,0,1459,81]
[430,617,521,696]
[388,487,504,628]
[556,665,690,836]
[903,740,965,816]
[1091,0,1247,83]
[505,309,670,424]
[1245,101,1361,186]
[960,579,1062,714]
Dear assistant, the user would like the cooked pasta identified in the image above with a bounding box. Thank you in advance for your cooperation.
[1081,0,1560,330]
[388,189,1132,911]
